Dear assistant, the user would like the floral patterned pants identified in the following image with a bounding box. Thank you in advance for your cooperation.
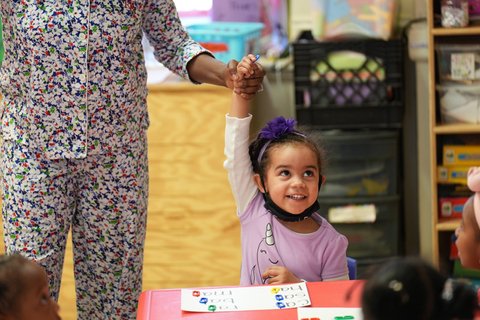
[1,135,149,320]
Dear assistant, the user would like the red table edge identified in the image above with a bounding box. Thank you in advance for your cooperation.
[136,280,365,319]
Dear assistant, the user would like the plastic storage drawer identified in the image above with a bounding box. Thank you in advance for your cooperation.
[293,39,404,128]
[436,83,480,124]
[318,195,400,258]
[435,44,480,84]
[315,130,399,196]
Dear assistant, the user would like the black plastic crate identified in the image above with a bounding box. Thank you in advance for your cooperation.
[293,39,404,128]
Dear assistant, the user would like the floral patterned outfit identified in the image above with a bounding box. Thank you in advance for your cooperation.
[0,1,207,319]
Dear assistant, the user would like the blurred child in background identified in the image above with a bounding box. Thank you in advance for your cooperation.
[455,167,480,270]
[455,196,480,270]
[0,253,61,320]
[361,256,477,320]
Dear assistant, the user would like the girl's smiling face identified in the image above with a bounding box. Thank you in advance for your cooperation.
[455,197,480,269]
[15,260,61,320]
[256,143,321,215]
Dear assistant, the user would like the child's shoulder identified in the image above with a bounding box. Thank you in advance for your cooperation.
[315,214,348,240]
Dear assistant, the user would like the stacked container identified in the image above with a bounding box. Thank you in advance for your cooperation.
[435,43,480,124]
[293,38,404,277]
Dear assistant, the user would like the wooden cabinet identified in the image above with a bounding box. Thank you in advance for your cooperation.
[427,1,480,273]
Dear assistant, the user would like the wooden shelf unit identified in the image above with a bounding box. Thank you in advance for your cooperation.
[431,26,480,35]
[427,1,480,272]
[436,219,461,232]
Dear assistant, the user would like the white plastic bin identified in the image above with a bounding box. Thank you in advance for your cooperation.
[437,83,480,123]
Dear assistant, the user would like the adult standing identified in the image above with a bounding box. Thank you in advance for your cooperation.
[0,1,265,319]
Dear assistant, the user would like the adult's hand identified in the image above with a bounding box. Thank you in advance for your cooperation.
[225,59,265,100]
[187,53,265,99]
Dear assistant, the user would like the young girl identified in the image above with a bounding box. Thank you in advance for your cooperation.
[455,167,480,269]
[0,254,61,320]
[361,257,477,320]
[225,55,348,285]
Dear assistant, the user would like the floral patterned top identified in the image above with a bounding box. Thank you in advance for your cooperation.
[0,0,208,159]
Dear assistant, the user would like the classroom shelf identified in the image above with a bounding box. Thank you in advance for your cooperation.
[436,219,461,232]
[434,124,480,135]
[432,26,480,36]
[427,0,480,274]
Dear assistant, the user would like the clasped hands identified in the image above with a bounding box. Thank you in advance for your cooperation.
[225,56,265,100]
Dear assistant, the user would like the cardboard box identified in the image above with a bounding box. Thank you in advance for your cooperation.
[437,166,470,184]
[311,0,397,41]
[439,197,469,219]
[453,259,480,279]
[211,0,260,22]
[450,233,459,260]
[443,145,480,166]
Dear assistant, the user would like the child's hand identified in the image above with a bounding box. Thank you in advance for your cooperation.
[233,54,262,100]
[236,54,259,79]
[262,266,302,285]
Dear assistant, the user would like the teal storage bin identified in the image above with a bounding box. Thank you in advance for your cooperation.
[187,22,263,63]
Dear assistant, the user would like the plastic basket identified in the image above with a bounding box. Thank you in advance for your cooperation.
[293,39,404,128]
[187,22,264,63]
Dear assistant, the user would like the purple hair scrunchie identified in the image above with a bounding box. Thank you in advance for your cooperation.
[259,116,297,140]
[257,117,302,164]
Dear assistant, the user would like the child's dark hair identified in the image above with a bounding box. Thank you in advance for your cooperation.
[248,117,326,178]
[0,253,29,316]
[361,257,478,320]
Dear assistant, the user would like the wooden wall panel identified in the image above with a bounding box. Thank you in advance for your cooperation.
[143,84,241,291]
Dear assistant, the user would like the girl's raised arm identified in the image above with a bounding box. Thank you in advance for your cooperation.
[230,54,260,119]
